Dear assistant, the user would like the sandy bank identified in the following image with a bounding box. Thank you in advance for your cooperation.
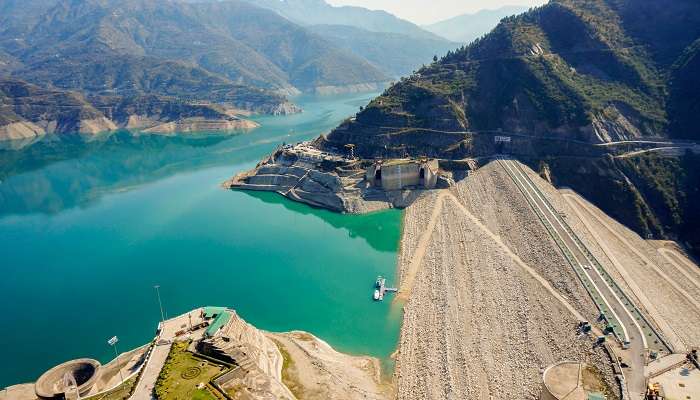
[1,115,260,141]
[268,331,391,400]
[140,117,259,134]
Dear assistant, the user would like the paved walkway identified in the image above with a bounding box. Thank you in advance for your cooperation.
[130,343,171,400]
[646,353,688,378]
[129,309,207,399]
[564,192,688,353]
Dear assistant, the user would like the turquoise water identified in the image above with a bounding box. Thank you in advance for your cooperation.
[0,93,403,388]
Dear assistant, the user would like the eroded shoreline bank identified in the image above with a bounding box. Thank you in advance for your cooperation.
[1,308,392,400]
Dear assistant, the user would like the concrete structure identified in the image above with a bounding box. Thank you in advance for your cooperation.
[366,159,439,191]
[540,362,606,400]
[35,358,101,399]
[650,362,700,400]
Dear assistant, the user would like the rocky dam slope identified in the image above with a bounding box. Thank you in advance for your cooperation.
[393,160,700,399]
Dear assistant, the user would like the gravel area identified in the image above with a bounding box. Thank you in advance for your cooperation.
[268,332,390,400]
[560,192,700,351]
[394,162,617,399]
[396,191,440,287]
[452,162,599,323]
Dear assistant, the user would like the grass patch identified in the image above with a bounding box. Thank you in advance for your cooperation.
[583,364,618,400]
[269,338,305,399]
[155,341,228,400]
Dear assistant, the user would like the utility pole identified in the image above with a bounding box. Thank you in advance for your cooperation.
[108,336,125,385]
[154,285,165,326]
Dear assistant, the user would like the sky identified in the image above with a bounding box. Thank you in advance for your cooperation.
[326,0,548,25]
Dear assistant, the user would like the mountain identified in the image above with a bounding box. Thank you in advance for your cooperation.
[315,0,700,255]
[244,0,446,41]
[308,25,457,77]
[1,0,390,95]
[424,6,529,44]
[233,0,459,78]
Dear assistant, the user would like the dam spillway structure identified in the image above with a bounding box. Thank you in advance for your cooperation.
[539,362,607,400]
[35,358,101,399]
[366,159,439,191]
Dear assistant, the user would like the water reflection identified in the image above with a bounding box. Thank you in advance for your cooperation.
[0,132,269,215]
[242,190,402,253]
[0,92,378,217]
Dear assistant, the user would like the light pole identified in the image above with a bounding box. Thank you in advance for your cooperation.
[154,285,165,326]
[108,336,125,386]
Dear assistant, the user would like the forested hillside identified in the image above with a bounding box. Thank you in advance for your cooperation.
[316,0,700,255]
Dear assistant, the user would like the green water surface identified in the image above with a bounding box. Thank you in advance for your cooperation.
[0,92,403,388]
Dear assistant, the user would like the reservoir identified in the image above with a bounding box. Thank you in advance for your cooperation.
[0,92,403,388]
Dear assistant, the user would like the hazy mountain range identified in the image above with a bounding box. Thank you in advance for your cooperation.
[203,0,460,77]
[244,0,446,41]
[424,5,530,44]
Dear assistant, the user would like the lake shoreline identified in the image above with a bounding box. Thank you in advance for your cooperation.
[1,307,394,400]
[0,92,403,390]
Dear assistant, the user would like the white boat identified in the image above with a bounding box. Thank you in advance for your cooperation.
[373,289,380,301]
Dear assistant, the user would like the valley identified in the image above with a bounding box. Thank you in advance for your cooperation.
[2,0,700,399]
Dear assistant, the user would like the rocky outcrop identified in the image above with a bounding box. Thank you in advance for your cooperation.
[589,104,645,143]
[199,309,389,400]
[200,309,294,399]
[268,102,304,116]
[0,79,270,140]
[140,118,259,134]
[74,117,119,135]
[0,121,45,141]
[313,82,390,96]
[268,332,390,400]
[225,144,352,212]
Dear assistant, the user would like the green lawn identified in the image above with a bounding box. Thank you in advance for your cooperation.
[155,341,227,400]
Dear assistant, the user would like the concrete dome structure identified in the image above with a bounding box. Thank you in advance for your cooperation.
[540,362,606,400]
[35,358,101,399]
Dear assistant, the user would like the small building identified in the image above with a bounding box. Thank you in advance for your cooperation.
[202,306,232,338]
[366,159,439,190]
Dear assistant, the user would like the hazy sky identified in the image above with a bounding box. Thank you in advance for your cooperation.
[326,0,547,25]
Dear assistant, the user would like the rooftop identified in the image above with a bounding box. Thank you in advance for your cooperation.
[203,306,226,318]
[205,310,232,338]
